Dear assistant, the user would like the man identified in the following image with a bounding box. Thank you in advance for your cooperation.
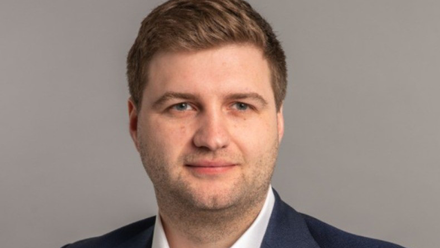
[64,0,404,247]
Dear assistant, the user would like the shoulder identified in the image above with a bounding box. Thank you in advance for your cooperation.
[266,189,405,248]
[301,213,405,248]
[62,216,156,248]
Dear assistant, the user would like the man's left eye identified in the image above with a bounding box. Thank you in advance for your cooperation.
[232,102,250,111]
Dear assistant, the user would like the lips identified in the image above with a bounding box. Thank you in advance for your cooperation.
[185,160,237,175]
[186,160,236,167]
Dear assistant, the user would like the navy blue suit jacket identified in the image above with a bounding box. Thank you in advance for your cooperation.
[63,190,404,248]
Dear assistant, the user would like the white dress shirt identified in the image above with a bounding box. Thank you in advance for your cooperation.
[152,186,275,248]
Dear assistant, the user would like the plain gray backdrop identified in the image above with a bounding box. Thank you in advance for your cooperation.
[1,1,439,247]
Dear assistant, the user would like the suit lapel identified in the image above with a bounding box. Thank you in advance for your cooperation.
[115,219,155,248]
[261,190,320,248]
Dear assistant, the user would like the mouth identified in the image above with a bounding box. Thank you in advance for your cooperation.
[185,160,237,175]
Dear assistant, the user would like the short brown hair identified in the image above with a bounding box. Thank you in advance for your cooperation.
[127,0,287,111]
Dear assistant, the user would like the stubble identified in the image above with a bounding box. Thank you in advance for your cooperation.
[138,134,279,244]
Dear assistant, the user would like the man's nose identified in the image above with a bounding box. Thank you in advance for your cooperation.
[192,110,231,151]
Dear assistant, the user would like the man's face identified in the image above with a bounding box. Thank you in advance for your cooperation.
[129,44,284,211]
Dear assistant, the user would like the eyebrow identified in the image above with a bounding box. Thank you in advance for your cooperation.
[152,92,198,109]
[225,93,268,106]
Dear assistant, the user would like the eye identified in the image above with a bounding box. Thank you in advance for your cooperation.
[232,102,250,111]
[172,102,194,111]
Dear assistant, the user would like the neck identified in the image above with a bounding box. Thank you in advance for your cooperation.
[156,190,268,248]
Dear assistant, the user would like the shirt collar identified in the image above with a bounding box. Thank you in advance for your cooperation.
[152,186,275,248]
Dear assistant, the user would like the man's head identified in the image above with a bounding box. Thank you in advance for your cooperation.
[127,0,287,112]
[127,0,286,218]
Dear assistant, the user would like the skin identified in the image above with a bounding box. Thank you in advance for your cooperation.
[128,44,284,248]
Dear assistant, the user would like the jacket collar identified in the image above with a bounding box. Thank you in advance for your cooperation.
[261,189,320,248]
[115,218,154,248]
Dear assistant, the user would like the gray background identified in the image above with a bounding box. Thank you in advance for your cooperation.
[1,0,439,247]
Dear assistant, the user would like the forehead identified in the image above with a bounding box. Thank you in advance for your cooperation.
[145,44,274,102]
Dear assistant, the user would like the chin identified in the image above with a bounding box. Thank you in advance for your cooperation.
[184,184,243,211]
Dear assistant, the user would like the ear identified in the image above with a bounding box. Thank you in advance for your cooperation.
[128,98,140,152]
[277,104,284,143]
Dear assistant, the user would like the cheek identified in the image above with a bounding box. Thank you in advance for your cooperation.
[145,119,191,154]
[147,116,185,138]
[232,117,277,155]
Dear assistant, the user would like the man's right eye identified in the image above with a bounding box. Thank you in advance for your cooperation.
[172,102,193,111]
